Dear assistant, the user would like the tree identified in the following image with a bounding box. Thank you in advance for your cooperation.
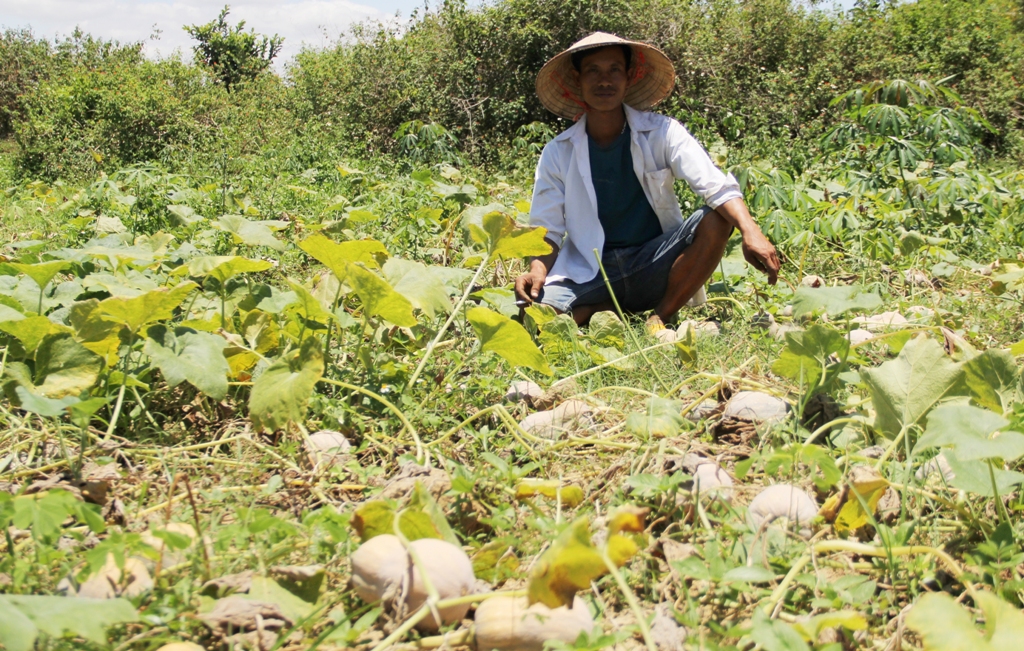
[184,6,283,91]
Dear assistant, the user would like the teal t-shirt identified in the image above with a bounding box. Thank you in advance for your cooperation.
[588,126,664,248]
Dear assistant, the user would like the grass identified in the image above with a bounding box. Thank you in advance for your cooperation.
[0,142,1023,651]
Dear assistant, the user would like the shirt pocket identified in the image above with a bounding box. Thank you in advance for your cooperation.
[643,168,677,211]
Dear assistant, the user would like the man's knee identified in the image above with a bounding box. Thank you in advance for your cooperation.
[700,209,733,244]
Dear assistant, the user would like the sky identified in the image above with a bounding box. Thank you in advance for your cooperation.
[2,0,863,65]
[0,0,441,62]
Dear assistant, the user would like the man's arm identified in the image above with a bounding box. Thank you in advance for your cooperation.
[715,197,780,285]
[515,239,560,304]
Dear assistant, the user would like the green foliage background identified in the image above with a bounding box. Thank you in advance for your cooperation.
[2,0,1024,178]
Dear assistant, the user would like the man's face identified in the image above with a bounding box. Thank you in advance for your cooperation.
[574,46,630,113]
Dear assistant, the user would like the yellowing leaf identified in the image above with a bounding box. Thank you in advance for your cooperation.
[467,211,551,259]
[345,265,416,327]
[466,306,552,375]
[608,505,648,535]
[298,233,388,280]
[834,466,889,534]
[514,479,584,507]
[527,518,607,609]
[248,337,324,432]
[8,261,69,291]
[351,482,455,544]
[176,256,273,284]
[95,283,197,334]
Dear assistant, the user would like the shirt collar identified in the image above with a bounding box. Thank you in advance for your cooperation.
[554,103,655,142]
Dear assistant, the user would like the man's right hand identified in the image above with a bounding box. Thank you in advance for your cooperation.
[514,265,547,305]
[514,242,558,306]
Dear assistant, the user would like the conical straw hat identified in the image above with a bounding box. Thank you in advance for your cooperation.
[536,32,676,120]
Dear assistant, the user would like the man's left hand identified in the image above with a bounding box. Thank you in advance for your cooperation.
[740,230,780,285]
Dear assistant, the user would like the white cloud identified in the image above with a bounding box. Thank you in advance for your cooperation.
[0,0,422,65]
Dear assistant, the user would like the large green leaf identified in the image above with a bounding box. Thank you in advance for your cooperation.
[244,577,315,622]
[587,311,625,348]
[8,261,69,292]
[285,279,334,326]
[96,283,197,334]
[298,233,388,280]
[0,317,70,355]
[792,285,882,317]
[963,348,1022,415]
[345,265,417,327]
[860,335,966,438]
[0,594,138,651]
[771,325,849,388]
[466,306,552,375]
[176,256,273,284]
[916,404,1024,462]
[906,591,1024,651]
[215,215,286,251]
[144,326,229,399]
[467,211,551,259]
[35,333,103,397]
[750,609,811,651]
[249,337,324,432]
[942,451,1024,496]
[625,397,686,438]
[382,258,451,319]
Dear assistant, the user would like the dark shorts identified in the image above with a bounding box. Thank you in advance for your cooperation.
[538,206,712,314]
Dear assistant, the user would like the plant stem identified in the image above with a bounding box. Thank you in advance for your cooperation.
[104,382,127,440]
[320,377,425,464]
[602,548,658,651]
[592,248,670,394]
[987,460,1011,525]
[406,254,489,391]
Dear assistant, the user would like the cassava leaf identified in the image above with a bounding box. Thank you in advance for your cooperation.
[860,335,966,438]
[466,306,552,375]
[249,337,324,432]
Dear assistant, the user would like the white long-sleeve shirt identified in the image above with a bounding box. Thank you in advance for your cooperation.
[529,103,742,284]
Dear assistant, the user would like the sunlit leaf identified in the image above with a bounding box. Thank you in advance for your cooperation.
[345,265,416,327]
[860,335,966,438]
[144,326,230,399]
[0,594,138,651]
[215,214,286,251]
[382,258,451,319]
[466,306,552,375]
[467,211,551,258]
[793,285,882,317]
[176,256,273,284]
[8,261,69,292]
[95,283,198,334]
[249,337,324,432]
[771,325,849,389]
[916,404,1024,462]
[298,233,388,280]
[0,317,71,355]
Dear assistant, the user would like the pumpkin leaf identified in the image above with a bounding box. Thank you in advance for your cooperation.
[249,337,324,432]
[793,285,882,317]
[860,335,966,438]
[144,326,230,399]
[0,594,138,651]
[466,306,552,375]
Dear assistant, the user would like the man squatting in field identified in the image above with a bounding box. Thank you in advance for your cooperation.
[514,33,781,336]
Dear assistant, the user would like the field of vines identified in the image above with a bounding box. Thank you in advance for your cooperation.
[1,71,1024,651]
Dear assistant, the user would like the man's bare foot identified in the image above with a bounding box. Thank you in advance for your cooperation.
[646,314,678,343]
